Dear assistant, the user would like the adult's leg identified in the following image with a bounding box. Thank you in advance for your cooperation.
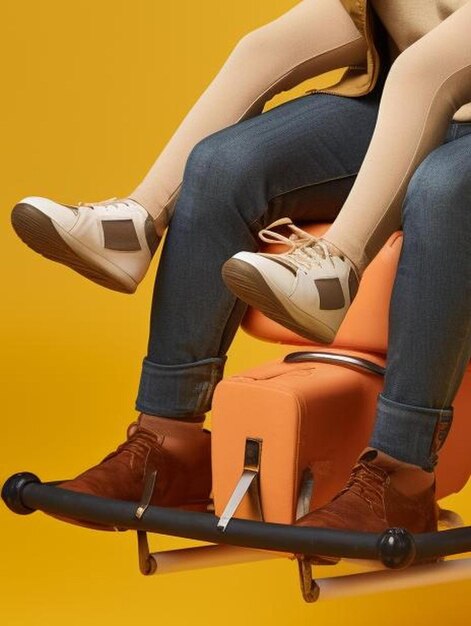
[129,0,367,230]
[294,127,471,554]
[370,125,471,470]
[136,86,384,420]
[53,87,383,531]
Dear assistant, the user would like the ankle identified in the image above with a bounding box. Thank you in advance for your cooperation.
[126,193,148,210]
[319,238,361,277]
[362,447,435,495]
[320,238,343,257]
[139,413,205,436]
[127,195,168,236]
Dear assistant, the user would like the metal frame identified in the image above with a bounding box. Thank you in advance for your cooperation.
[217,438,264,531]
[284,351,386,377]
[2,473,471,602]
[3,474,471,561]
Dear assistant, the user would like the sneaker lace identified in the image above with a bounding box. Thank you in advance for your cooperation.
[77,196,137,214]
[258,217,337,272]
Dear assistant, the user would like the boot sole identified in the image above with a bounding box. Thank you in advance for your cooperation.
[11,203,137,294]
[222,258,335,344]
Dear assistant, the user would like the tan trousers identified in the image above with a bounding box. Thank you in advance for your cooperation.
[130,0,471,274]
[324,1,471,272]
[130,0,366,231]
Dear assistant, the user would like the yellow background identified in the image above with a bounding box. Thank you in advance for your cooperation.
[0,1,469,624]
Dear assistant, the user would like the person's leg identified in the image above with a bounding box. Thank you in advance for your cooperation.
[11,0,367,295]
[323,4,471,274]
[295,126,471,550]
[54,75,384,529]
[223,2,471,345]
[129,0,367,228]
[136,86,384,420]
[370,125,471,471]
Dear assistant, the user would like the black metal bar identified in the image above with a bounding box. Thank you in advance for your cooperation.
[2,475,378,558]
[284,351,386,377]
[3,474,471,568]
[414,528,471,560]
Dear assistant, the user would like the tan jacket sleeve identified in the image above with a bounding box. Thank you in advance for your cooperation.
[324,1,471,273]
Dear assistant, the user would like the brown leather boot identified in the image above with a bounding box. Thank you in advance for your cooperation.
[295,449,438,564]
[54,414,212,530]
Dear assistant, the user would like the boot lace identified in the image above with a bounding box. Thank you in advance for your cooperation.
[336,461,386,516]
[258,218,337,273]
[101,429,162,464]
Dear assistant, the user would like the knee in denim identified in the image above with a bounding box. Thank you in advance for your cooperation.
[183,128,268,206]
[403,149,471,232]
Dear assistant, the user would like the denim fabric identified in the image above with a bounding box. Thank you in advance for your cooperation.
[136,76,471,458]
[136,82,385,419]
[370,123,471,469]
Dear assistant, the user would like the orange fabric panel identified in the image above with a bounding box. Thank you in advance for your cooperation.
[212,355,384,525]
[212,356,471,525]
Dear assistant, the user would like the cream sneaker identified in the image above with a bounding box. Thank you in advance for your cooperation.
[11,196,159,293]
[222,218,359,344]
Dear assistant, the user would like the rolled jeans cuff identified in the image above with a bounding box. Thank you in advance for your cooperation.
[369,393,453,472]
[135,356,226,420]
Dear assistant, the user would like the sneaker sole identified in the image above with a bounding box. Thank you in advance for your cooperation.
[11,203,137,294]
[222,258,336,344]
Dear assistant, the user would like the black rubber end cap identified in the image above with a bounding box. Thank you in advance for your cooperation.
[378,527,417,569]
[1,472,40,515]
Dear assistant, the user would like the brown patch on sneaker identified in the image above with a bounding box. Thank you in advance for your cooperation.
[102,219,141,251]
[222,258,336,343]
[315,278,345,310]
[348,268,359,302]
[267,257,297,276]
[144,215,159,256]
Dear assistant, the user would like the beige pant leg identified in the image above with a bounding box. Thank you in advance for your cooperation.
[323,2,471,274]
[129,0,366,231]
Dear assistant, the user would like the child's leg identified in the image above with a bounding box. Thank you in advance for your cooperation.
[11,1,366,295]
[323,3,471,274]
[129,0,367,232]
[222,5,471,345]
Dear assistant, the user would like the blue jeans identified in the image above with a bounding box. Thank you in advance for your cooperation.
[370,124,471,470]
[136,78,471,470]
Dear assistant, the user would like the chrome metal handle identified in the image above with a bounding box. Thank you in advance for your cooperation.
[283,351,385,377]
